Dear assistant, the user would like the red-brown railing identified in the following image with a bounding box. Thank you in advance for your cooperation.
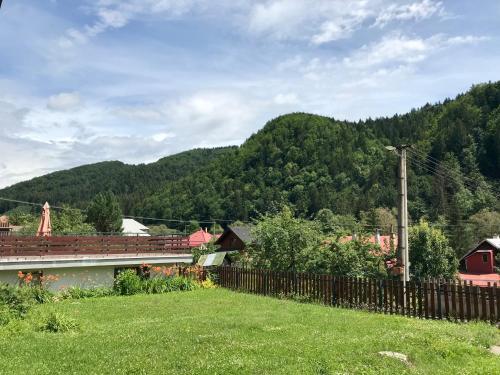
[0,235,192,256]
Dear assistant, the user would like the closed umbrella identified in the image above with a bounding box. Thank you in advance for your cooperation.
[36,202,52,237]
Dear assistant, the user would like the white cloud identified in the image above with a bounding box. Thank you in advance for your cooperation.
[47,92,82,111]
[343,33,490,69]
[374,0,444,27]
[274,93,299,105]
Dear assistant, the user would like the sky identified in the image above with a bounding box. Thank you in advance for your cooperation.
[0,0,499,188]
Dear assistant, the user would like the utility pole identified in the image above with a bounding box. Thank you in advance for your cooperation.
[385,145,410,283]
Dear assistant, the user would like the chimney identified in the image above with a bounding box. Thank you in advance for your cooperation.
[375,228,381,244]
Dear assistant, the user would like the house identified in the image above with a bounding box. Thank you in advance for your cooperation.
[215,225,254,252]
[460,237,500,274]
[0,216,13,236]
[122,218,150,236]
[340,231,397,255]
[188,228,219,248]
[0,235,192,291]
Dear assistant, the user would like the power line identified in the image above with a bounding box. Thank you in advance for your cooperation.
[407,148,499,196]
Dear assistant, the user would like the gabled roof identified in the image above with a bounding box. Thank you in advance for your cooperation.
[460,237,500,261]
[215,225,254,245]
[340,235,397,254]
[122,218,150,236]
[188,229,217,247]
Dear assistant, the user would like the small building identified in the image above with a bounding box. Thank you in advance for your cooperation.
[197,252,234,267]
[122,218,150,236]
[0,216,13,236]
[340,231,397,255]
[188,228,219,249]
[460,237,500,274]
[215,225,254,252]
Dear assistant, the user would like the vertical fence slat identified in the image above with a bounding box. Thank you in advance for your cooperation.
[444,281,450,321]
[472,283,480,321]
[430,280,436,319]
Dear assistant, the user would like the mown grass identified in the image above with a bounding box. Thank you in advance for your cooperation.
[0,288,498,374]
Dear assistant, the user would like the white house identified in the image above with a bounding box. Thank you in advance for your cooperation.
[0,235,192,291]
[121,218,150,236]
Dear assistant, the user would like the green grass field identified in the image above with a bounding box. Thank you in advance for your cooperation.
[0,288,498,374]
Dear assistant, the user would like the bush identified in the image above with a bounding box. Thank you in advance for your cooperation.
[59,286,115,300]
[142,277,169,294]
[114,269,142,295]
[199,278,217,289]
[28,286,54,304]
[0,305,13,326]
[0,283,34,318]
[38,311,79,333]
[169,276,199,291]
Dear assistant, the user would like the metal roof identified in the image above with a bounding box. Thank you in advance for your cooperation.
[197,252,229,267]
[215,225,254,245]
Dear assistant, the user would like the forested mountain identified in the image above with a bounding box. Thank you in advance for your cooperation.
[0,147,233,213]
[1,82,500,254]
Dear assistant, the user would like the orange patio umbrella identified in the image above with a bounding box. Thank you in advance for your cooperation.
[36,202,52,237]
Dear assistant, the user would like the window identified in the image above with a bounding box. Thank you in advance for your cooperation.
[482,254,488,263]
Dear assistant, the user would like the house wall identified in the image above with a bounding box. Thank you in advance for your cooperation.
[217,233,245,251]
[0,266,116,292]
[465,251,494,274]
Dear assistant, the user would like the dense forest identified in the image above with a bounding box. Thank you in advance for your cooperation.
[1,82,500,255]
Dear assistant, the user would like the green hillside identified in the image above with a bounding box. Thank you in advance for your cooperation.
[1,82,500,254]
[0,147,234,213]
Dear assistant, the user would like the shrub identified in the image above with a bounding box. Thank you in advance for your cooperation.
[38,311,79,333]
[142,277,169,294]
[59,286,115,300]
[0,283,34,318]
[199,278,217,289]
[169,276,199,291]
[0,305,13,326]
[114,269,142,295]
[27,286,54,304]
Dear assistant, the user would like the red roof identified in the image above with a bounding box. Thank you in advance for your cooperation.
[341,235,397,254]
[188,229,220,248]
[458,273,500,287]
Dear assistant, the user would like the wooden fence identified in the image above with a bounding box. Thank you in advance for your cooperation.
[216,267,499,324]
[0,235,192,256]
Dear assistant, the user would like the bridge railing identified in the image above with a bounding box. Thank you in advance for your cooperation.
[0,235,192,257]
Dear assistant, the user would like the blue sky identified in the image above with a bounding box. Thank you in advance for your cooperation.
[0,0,499,188]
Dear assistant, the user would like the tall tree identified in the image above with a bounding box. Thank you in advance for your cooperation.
[409,221,458,279]
[86,191,123,234]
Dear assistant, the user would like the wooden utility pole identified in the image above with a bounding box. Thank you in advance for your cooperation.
[386,145,410,283]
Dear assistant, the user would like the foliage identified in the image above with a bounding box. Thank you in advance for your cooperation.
[0,283,35,319]
[316,239,389,278]
[113,269,142,295]
[249,206,322,272]
[409,221,458,279]
[86,191,123,233]
[360,207,397,233]
[58,287,115,300]
[51,206,95,235]
[37,311,79,333]
[147,224,179,236]
[199,277,217,289]
[315,209,360,235]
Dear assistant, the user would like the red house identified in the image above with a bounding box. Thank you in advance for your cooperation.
[460,237,500,274]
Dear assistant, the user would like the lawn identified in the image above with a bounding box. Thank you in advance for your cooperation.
[0,289,498,375]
